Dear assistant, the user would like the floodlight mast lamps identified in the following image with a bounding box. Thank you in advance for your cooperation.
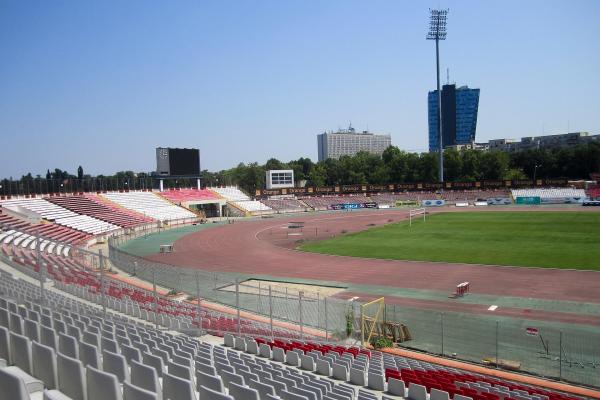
[427,8,448,183]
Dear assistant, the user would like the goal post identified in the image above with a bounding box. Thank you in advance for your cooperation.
[361,297,385,347]
[409,207,426,227]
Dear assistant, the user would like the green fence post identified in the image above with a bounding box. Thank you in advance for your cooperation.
[196,271,202,336]
[317,292,320,329]
[299,291,304,340]
[441,312,445,356]
[37,228,45,307]
[269,286,274,341]
[559,331,563,381]
[99,249,106,318]
[496,321,499,368]
[285,287,290,321]
[153,266,158,329]
[236,279,241,336]
[258,281,261,314]
[324,297,328,342]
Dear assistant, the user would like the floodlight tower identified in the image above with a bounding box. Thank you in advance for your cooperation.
[427,8,448,183]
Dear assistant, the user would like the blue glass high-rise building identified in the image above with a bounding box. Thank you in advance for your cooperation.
[428,84,480,152]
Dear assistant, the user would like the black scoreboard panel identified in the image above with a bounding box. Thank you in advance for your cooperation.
[169,148,200,176]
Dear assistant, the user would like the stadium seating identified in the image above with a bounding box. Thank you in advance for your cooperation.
[300,196,371,211]
[511,188,586,200]
[100,191,197,221]
[210,187,251,202]
[48,215,119,235]
[227,335,585,400]
[260,199,307,213]
[440,190,510,202]
[586,186,600,199]
[369,192,422,206]
[159,189,219,203]
[0,212,90,257]
[0,254,589,400]
[369,190,511,206]
[232,201,273,214]
[46,195,150,228]
[0,198,76,221]
[1,238,303,341]
[1,198,119,235]
[0,186,595,400]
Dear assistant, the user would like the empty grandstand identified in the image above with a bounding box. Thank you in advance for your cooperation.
[511,188,587,204]
[159,189,225,218]
[46,194,150,228]
[1,198,79,221]
[369,193,422,206]
[0,212,89,249]
[159,189,219,203]
[100,191,197,221]
[300,196,373,211]
[232,200,273,215]
[0,211,89,257]
[441,190,510,202]
[208,187,277,216]
[210,187,251,202]
[586,186,600,199]
[1,198,120,235]
[260,198,308,213]
[0,258,593,400]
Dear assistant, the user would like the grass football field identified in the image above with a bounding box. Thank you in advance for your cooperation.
[300,212,600,270]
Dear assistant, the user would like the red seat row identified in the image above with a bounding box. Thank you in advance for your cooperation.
[382,367,580,400]
[256,338,371,359]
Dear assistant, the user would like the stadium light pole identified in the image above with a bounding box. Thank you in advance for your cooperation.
[427,8,448,183]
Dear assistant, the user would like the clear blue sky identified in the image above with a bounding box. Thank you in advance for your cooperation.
[1,0,599,178]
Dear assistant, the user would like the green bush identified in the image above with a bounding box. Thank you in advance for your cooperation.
[370,336,394,350]
[345,309,354,337]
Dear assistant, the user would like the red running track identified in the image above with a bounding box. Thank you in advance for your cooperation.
[146,208,600,308]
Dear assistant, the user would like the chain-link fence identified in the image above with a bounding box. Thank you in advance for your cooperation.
[384,304,600,388]
[108,239,353,342]
[1,233,346,341]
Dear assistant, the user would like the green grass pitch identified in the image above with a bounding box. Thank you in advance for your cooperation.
[299,212,600,270]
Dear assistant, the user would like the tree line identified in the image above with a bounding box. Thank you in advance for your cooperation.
[204,142,600,195]
[1,167,155,195]
[2,142,599,196]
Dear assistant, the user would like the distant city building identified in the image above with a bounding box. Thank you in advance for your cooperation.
[445,141,489,151]
[488,132,599,152]
[317,125,392,161]
[428,84,480,152]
